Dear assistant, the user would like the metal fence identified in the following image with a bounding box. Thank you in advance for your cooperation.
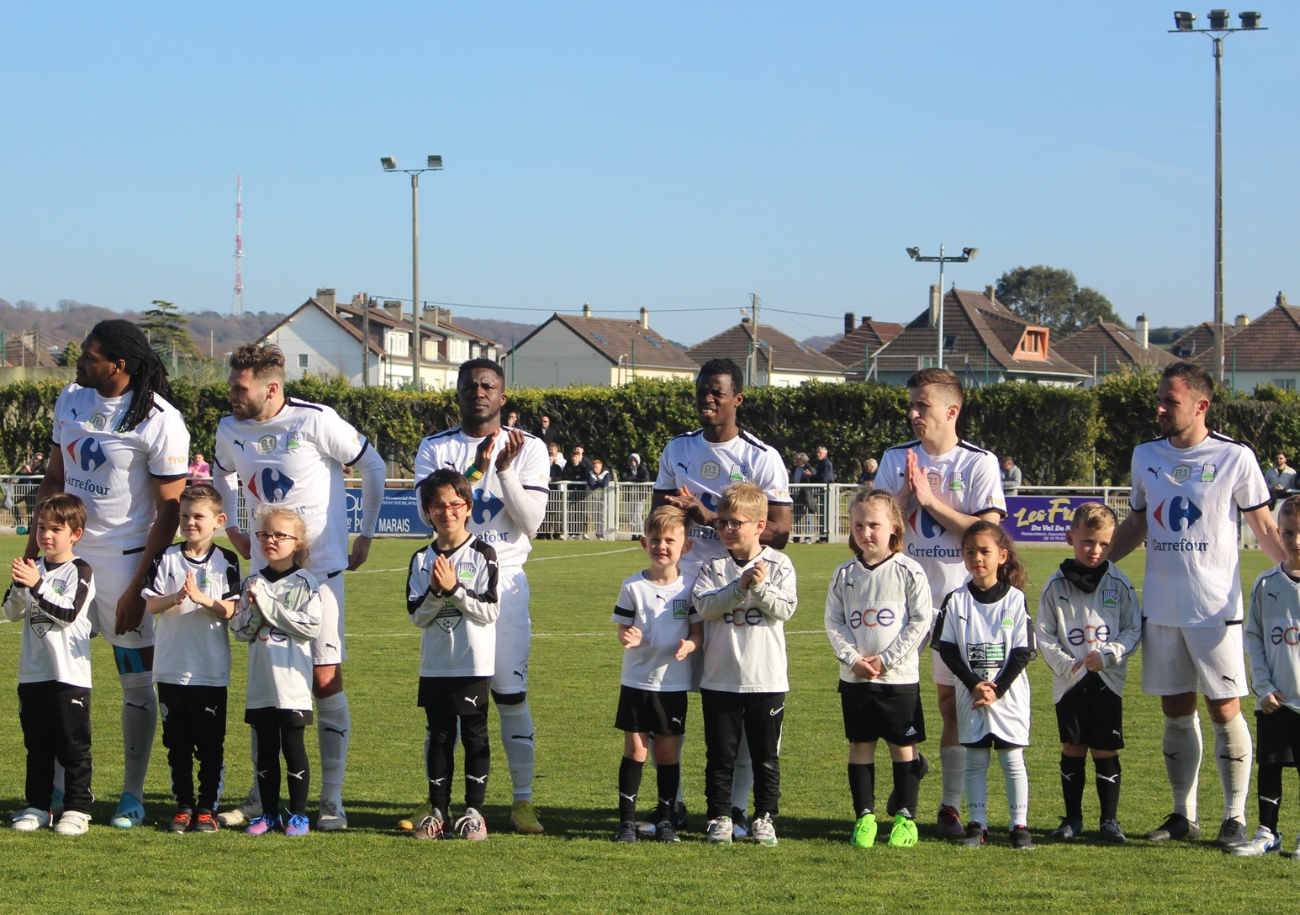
[0,477,41,531]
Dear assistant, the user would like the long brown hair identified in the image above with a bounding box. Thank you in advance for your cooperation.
[847,489,904,559]
[961,520,1028,591]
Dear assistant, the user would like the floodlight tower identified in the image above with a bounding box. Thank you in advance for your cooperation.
[1170,10,1267,383]
[233,175,244,316]
[905,245,978,370]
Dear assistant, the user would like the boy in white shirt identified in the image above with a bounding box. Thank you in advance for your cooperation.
[142,484,241,833]
[611,506,702,844]
[693,482,797,846]
[6,494,96,836]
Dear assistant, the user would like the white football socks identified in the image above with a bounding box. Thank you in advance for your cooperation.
[964,748,991,827]
[1213,712,1252,822]
[121,677,157,801]
[497,698,536,802]
[940,745,967,810]
[1000,748,1029,827]
[316,692,351,805]
[1164,713,1202,822]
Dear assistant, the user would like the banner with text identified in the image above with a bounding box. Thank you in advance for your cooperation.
[1001,496,1104,544]
[345,487,432,537]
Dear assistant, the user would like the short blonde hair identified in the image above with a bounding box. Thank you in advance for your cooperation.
[1279,495,1300,527]
[644,505,689,539]
[1070,501,1117,533]
[717,481,767,522]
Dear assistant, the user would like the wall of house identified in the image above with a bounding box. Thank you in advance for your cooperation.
[507,322,617,388]
[265,309,367,385]
[1225,369,1300,394]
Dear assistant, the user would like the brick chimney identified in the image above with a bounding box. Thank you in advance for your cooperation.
[844,313,855,335]
[1235,314,1250,327]
[384,300,403,321]
[985,285,998,305]
[315,288,336,313]
[862,316,872,326]
[640,307,649,329]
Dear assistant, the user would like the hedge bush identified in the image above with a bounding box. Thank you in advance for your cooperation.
[4,373,1300,486]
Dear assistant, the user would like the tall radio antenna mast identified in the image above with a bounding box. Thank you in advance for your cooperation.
[233,175,244,316]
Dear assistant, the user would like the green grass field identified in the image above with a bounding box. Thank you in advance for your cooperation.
[0,535,1297,914]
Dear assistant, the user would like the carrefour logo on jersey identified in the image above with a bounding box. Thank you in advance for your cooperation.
[471,488,505,525]
[249,468,295,502]
[848,608,896,628]
[65,437,107,473]
[1153,496,1202,532]
[1271,625,1300,647]
[907,507,946,540]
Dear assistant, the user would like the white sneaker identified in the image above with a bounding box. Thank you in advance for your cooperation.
[317,798,348,831]
[11,808,51,831]
[1232,826,1282,857]
[706,816,733,845]
[217,793,262,828]
[54,811,90,836]
[750,813,778,846]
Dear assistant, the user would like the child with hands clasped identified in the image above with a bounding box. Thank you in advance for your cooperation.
[611,506,702,844]
[692,482,797,847]
[933,520,1035,849]
[405,470,500,841]
[825,490,932,848]
[231,505,322,837]
[1240,495,1300,858]
[5,494,96,836]
[1036,502,1140,845]
[142,485,242,834]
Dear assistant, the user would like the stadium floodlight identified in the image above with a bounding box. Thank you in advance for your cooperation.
[1168,9,1268,383]
[904,244,978,370]
[380,154,446,390]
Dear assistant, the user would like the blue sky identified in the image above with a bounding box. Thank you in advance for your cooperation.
[4,1,1298,346]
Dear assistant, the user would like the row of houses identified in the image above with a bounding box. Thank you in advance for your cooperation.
[255,286,1300,393]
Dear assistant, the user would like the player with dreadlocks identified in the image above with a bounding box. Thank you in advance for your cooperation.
[26,319,191,829]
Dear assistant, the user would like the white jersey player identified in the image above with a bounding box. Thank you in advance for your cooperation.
[409,359,549,835]
[1109,362,1287,847]
[27,321,191,830]
[213,343,385,832]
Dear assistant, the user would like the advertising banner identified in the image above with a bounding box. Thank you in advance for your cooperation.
[344,487,432,537]
[1001,496,1107,544]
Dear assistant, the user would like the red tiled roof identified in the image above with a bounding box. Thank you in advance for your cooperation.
[824,319,905,369]
[687,323,846,377]
[1053,321,1179,374]
[510,314,698,371]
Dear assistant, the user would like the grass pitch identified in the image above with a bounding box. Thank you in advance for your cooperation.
[0,535,1296,914]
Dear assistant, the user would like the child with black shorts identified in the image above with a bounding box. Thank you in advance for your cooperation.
[406,469,500,841]
[612,505,702,844]
[6,494,95,836]
[1239,495,1300,858]
[1036,502,1140,844]
[693,482,798,846]
[826,489,932,848]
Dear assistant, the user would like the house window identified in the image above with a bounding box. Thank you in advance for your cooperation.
[1173,342,1196,358]
[1273,378,1297,391]
[298,354,309,369]
[386,331,408,356]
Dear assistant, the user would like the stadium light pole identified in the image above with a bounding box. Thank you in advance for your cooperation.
[1170,10,1266,384]
[381,155,444,391]
[906,245,978,370]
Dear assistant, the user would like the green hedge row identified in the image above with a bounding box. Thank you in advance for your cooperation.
[3,374,1299,486]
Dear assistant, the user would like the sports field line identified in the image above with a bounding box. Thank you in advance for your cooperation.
[344,628,835,639]
[348,545,640,575]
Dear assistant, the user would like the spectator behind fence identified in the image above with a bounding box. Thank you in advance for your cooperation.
[565,445,593,483]
[8,453,46,529]
[539,415,558,448]
[791,452,813,544]
[187,452,211,482]
[812,446,834,484]
[858,458,878,489]
[548,444,566,482]
[1266,452,1298,508]
[1001,455,1023,496]
[623,453,649,484]
[506,411,520,429]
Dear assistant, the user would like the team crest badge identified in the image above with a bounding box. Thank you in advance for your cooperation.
[434,604,463,633]
[256,435,277,455]
[949,472,965,491]
[457,562,476,582]
[672,599,689,620]
[88,413,108,431]
[285,430,301,450]
[701,461,721,481]
[29,613,54,640]
[728,464,745,483]
[1172,464,1192,483]
[1201,463,1217,482]
[1102,589,1118,607]
[926,470,941,493]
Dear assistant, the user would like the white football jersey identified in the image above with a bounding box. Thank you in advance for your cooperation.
[51,384,190,552]
[1129,433,1270,627]
[875,440,1006,609]
[1036,561,1142,702]
[143,543,241,687]
[231,565,322,711]
[406,535,500,678]
[412,427,549,569]
[825,552,933,685]
[654,429,792,565]
[935,583,1033,746]
[612,570,700,692]
[3,556,95,687]
[1245,565,1300,714]
[692,547,797,693]
[214,399,371,577]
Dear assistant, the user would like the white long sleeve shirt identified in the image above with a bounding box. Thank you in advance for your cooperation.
[692,547,797,693]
